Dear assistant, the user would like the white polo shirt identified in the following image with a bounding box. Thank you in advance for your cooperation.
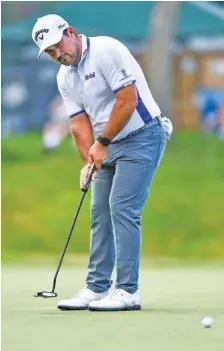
[57,35,161,141]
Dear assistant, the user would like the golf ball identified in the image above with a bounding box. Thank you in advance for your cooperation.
[201,317,213,328]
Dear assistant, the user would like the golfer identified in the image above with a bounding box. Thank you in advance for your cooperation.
[32,14,173,311]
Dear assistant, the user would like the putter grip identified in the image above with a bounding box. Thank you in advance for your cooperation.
[82,164,96,192]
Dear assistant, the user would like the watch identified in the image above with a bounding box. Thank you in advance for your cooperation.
[97,135,111,146]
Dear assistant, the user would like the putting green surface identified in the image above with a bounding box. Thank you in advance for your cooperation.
[2,264,224,351]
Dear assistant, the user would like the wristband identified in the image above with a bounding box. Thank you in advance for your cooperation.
[97,135,111,146]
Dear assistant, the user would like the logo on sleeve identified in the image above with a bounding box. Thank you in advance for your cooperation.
[120,69,128,78]
[35,29,49,42]
[119,68,132,81]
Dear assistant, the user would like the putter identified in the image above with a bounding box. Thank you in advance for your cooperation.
[34,163,96,298]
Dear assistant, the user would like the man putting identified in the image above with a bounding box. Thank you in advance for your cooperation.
[32,14,173,311]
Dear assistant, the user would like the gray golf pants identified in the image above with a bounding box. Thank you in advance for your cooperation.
[86,120,167,294]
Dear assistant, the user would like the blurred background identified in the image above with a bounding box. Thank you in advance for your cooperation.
[2,1,224,263]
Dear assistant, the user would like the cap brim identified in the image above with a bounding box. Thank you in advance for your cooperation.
[38,32,63,58]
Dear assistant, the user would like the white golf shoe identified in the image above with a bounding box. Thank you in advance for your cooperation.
[58,288,108,310]
[89,288,141,311]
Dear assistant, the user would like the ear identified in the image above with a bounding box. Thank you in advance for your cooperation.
[67,27,76,37]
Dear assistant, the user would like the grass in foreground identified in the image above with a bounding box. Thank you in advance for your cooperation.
[2,264,224,351]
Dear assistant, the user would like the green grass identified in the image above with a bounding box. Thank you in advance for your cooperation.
[2,263,224,351]
[2,130,224,259]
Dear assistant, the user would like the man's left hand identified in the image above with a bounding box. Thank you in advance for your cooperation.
[88,141,108,174]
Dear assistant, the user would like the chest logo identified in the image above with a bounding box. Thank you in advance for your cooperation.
[85,72,95,81]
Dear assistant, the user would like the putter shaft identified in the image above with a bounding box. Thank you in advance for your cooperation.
[35,164,96,298]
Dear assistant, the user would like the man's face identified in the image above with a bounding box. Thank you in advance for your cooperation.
[45,29,80,66]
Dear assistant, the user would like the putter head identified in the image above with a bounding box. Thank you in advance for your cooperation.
[34,291,57,298]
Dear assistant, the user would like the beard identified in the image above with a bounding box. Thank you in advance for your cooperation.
[58,55,71,66]
[59,41,80,66]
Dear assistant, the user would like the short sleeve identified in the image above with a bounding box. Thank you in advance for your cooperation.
[57,77,85,119]
[97,40,136,93]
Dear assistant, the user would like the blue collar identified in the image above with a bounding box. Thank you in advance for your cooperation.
[80,35,90,63]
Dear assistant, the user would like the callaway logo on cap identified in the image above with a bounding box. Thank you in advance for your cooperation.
[32,14,69,58]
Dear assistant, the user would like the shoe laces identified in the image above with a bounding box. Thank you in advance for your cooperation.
[107,288,124,300]
[75,282,115,298]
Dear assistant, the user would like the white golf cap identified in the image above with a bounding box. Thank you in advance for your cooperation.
[32,14,69,58]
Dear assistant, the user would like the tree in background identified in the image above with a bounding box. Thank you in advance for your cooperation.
[147,2,180,120]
